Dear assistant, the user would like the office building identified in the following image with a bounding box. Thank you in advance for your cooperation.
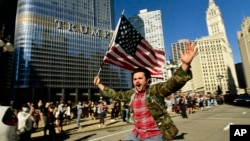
[237,17,250,93]
[171,39,190,66]
[172,0,239,94]
[235,63,246,94]
[13,0,131,103]
[128,9,167,84]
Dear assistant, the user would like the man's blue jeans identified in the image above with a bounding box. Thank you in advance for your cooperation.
[76,114,81,128]
[124,131,166,141]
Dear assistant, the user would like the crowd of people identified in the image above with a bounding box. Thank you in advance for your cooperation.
[0,99,122,141]
[0,90,224,141]
[164,92,224,119]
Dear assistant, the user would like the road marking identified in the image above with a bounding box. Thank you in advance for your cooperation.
[242,112,246,114]
[89,129,132,141]
[223,123,234,131]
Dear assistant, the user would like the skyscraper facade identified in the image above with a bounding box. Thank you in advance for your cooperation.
[128,9,167,84]
[237,17,250,93]
[171,39,190,65]
[13,0,131,103]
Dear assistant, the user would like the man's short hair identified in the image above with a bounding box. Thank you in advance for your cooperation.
[132,67,151,79]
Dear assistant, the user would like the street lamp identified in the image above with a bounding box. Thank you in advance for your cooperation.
[0,24,13,53]
[166,61,178,79]
[0,35,13,53]
[217,74,224,94]
[0,24,14,102]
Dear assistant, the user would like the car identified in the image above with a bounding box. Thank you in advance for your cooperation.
[0,106,19,141]
[233,94,250,106]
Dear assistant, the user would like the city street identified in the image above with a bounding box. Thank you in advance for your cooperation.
[31,104,250,141]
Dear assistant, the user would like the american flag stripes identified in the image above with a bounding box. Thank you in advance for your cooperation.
[102,15,165,78]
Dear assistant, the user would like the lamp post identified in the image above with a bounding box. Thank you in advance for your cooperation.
[0,24,14,102]
[0,36,13,53]
[217,74,224,94]
[0,24,13,54]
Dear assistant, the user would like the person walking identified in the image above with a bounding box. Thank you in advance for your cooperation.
[57,101,65,133]
[122,103,129,122]
[110,101,115,121]
[179,95,188,119]
[113,102,120,120]
[186,93,194,114]
[17,104,35,141]
[46,105,57,141]
[76,101,84,129]
[65,102,72,125]
[34,110,41,129]
[165,96,174,114]
[38,100,50,137]
[97,101,106,127]
[88,101,96,120]
[93,42,197,141]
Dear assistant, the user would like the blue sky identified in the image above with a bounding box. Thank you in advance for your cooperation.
[114,0,250,64]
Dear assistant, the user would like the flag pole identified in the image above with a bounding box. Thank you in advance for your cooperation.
[96,10,125,76]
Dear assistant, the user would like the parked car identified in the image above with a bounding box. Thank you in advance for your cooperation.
[233,94,250,106]
[0,106,19,141]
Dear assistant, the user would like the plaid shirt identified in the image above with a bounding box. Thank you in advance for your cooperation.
[131,91,161,140]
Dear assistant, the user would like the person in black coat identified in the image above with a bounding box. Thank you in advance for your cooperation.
[45,105,56,141]
[179,95,188,119]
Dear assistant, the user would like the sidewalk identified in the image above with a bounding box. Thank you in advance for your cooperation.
[31,112,180,140]
[31,116,129,139]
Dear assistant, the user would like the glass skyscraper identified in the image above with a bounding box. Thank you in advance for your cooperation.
[13,0,131,102]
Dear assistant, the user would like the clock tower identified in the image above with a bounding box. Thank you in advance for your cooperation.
[206,0,228,44]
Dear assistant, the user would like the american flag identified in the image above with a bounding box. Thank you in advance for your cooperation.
[102,15,165,78]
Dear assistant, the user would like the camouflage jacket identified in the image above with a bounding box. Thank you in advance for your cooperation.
[100,67,192,119]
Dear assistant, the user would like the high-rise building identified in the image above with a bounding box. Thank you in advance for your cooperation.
[173,0,239,95]
[128,9,167,84]
[235,63,246,94]
[171,39,190,65]
[13,0,131,103]
[237,17,250,93]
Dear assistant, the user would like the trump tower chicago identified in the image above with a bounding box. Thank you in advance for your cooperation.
[13,0,131,103]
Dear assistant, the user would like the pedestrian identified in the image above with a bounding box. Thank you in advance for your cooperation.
[164,96,174,114]
[179,95,188,119]
[186,93,194,114]
[9,100,17,115]
[17,104,35,141]
[38,100,50,136]
[28,102,36,130]
[93,42,197,141]
[97,101,106,127]
[110,101,115,121]
[76,101,84,129]
[57,101,65,133]
[88,101,96,120]
[113,102,120,120]
[65,101,72,125]
[46,105,57,141]
[82,101,89,118]
[34,110,41,129]
[122,103,129,122]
